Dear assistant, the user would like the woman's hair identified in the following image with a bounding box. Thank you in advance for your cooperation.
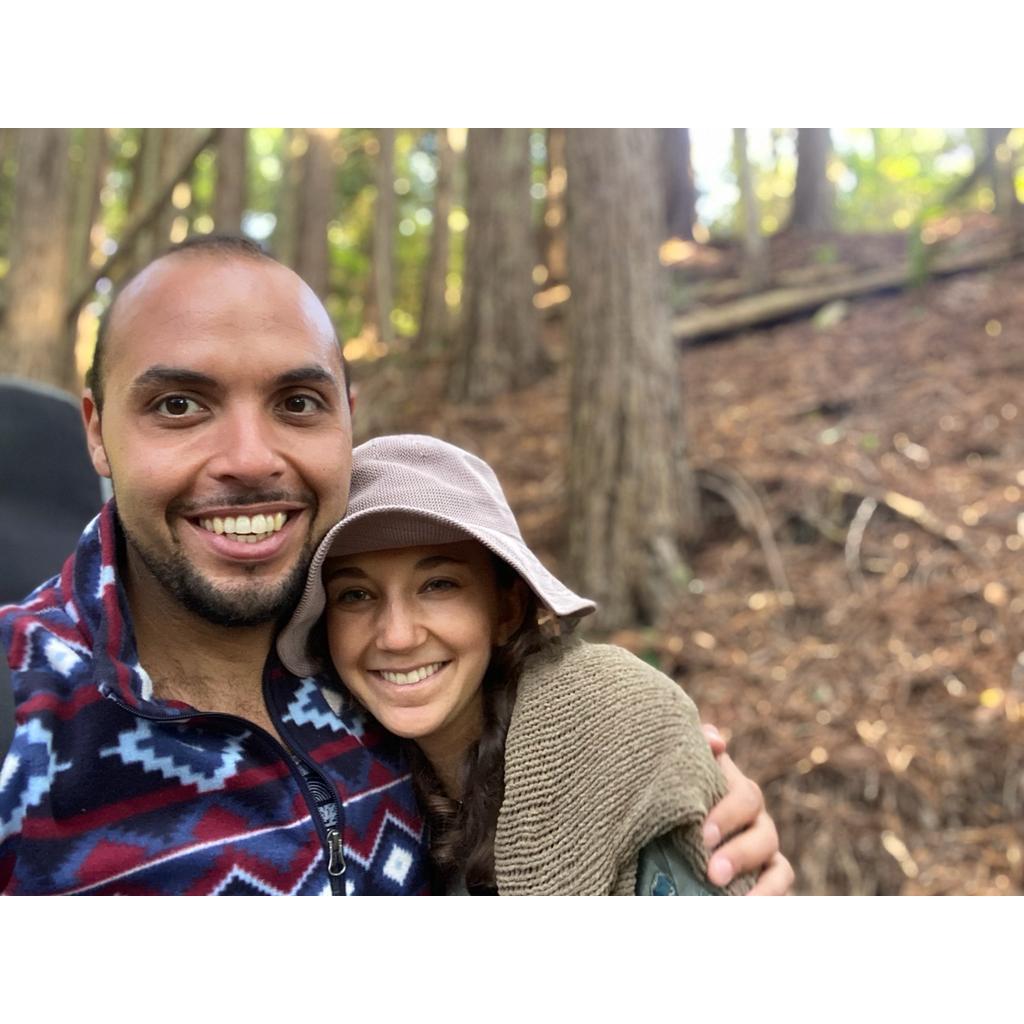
[405,559,567,893]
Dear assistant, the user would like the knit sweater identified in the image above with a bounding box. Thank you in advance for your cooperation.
[0,503,429,895]
[494,639,753,896]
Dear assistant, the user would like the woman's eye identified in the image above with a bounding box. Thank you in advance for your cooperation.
[155,396,202,417]
[423,578,458,594]
[336,588,372,605]
[282,394,321,415]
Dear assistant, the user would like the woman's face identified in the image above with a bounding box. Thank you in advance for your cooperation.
[323,541,519,753]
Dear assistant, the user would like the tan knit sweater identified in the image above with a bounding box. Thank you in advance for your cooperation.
[494,639,752,895]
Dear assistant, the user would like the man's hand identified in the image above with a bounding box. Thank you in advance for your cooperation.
[702,724,794,895]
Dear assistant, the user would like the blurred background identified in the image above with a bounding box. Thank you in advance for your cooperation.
[1,127,1022,893]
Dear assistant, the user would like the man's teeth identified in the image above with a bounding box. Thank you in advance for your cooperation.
[378,662,447,686]
[199,512,288,543]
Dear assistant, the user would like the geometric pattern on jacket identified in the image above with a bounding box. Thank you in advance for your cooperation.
[0,503,429,895]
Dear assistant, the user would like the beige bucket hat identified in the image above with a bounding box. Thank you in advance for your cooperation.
[277,434,596,677]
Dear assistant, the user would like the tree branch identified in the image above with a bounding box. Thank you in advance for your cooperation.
[66,127,220,317]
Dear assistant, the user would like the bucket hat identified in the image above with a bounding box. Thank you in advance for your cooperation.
[277,434,595,677]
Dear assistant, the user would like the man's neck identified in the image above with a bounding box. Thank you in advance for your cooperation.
[125,561,276,724]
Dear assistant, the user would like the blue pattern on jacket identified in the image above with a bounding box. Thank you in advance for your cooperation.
[0,503,429,895]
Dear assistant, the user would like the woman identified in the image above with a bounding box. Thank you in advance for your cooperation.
[278,434,755,895]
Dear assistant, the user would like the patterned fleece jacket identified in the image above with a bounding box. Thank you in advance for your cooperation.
[0,504,428,895]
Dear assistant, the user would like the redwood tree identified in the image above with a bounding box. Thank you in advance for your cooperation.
[214,127,248,234]
[788,128,834,234]
[417,128,455,348]
[565,128,699,628]
[447,128,547,402]
[735,128,769,289]
[0,129,75,390]
[662,128,697,241]
[294,128,336,299]
[370,128,396,345]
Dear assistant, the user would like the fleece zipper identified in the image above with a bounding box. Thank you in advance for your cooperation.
[102,689,347,895]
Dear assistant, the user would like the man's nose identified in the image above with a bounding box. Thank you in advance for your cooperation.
[206,407,287,486]
[375,599,425,652]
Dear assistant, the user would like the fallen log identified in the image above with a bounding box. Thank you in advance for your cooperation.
[674,234,1024,344]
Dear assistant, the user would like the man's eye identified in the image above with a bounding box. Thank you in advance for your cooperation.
[155,396,202,416]
[282,394,321,415]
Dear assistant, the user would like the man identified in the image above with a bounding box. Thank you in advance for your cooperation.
[0,237,791,895]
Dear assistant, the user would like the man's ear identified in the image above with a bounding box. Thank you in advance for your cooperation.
[348,382,358,418]
[82,390,111,479]
[496,579,529,646]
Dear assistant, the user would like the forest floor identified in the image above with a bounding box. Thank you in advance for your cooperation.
[353,216,1024,895]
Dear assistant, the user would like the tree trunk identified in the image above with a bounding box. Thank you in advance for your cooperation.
[294,128,336,299]
[735,128,769,290]
[214,127,248,234]
[69,128,106,296]
[417,128,455,348]
[539,127,568,284]
[565,128,699,630]
[371,128,396,345]
[448,128,547,402]
[131,128,164,266]
[1,129,75,390]
[0,127,16,260]
[985,128,1018,224]
[788,127,834,233]
[662,128,697,241]
[156,129,191,248]
[274,128,303,267]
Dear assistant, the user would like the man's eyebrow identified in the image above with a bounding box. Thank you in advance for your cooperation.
[273,366,341,389]
[129,366,218,394]
[127,365,341,395]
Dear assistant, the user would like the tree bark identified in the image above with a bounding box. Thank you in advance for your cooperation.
[984,128,1019,226]
[735,128,769,290]
[294,128,336,299]
[1,129,75,390]
[448,128,547,402]
[663,128,697,241]
[274,128,303,267]
[371,128,396,345]
[539,127,568,283]
[69,128,106,296]
[214,127,248,234]
[788,128,834,234]
[131,128,165,266]
[0,127,16,260]
[565,128,699,629]
[417,128,455,348]
[156,129,191,248]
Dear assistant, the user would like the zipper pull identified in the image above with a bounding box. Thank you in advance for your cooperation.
[327,828,346,877]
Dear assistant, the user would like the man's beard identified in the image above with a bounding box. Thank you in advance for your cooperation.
[123,521,314,629]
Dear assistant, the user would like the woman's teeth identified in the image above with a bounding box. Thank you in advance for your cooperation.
[377,662,447,685]
[199,512,288,543]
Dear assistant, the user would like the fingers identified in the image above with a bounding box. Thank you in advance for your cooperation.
[703,752,764,850]
[704,752,781,889]
[702,722,727,757]
[706,809,778,888]
[745,852,795,896]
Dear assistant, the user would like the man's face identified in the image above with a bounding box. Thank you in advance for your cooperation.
[83,254,353,628]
